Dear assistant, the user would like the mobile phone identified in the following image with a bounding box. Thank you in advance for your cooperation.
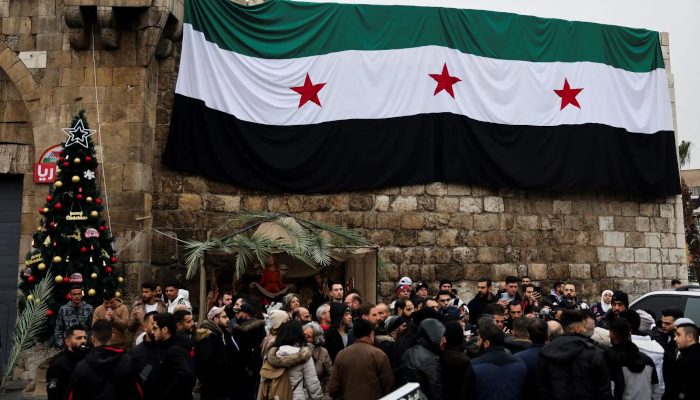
[534,286,541,294]
[501,293,509,300]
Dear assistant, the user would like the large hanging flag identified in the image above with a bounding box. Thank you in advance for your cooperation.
[164,0,680,196]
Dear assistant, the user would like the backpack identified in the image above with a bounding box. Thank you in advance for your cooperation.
[257,360,302,400]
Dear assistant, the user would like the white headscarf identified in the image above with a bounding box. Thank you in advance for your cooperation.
[600,290,613,313]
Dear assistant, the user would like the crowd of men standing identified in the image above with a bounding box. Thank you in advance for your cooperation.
[44,276,699,400]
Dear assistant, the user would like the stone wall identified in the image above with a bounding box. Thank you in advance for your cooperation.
[151,30,684,306]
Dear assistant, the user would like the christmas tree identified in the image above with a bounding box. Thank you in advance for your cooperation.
[18,110,123,342]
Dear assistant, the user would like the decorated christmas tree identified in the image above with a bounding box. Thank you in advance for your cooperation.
[18,110,123,342]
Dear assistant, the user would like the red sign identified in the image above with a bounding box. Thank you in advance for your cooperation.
[67,273,83,283]
[33,163,57,183]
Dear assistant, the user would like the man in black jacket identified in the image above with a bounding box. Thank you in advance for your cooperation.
[195,306,234,400]
[324,302,354,363]
[231,303,266,400]
[46,324,88,400]
[467,278,494,326]
[669,318,700,400]
[440,321,470,400]
[64,319,143,400]
[402,319,446,400]
[130,311,161,400]
[538,310,613,400]
[152,312,196,400]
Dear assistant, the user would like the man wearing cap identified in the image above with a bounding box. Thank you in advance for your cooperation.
[377,315,408,383]
[195,306,234,400]
[323,302,354,363]
[231,303,266,400]
[597,290,628,330]
[669,318,700,399]
[390,284,413,314]
[415,282,429,300]
[328,319,394,400]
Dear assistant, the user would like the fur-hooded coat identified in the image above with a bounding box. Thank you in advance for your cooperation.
[265,345,324,400]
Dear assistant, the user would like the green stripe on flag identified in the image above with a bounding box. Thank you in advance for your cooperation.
[185,0,664,73]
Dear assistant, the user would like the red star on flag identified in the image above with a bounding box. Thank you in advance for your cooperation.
[291,73,326,108]
[429,63,461,99]
[554,78,583,110]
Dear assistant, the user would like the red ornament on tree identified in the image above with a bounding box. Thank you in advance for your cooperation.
[77,194,83,200]
[58,157,64,161]
[55,203,62,210]
[105,226,110,230]
[46,310,54,317]
[63,162,69,167]
[49,222,55,228]
[86,156,92,162]
[66,294,71,300]
[110,256,117,263]
[32,242,37,248]
[27,276,35,283]
[96,199,102,205]
[80,247,87,253]
[46,195,53,202]
[105,267,113,274]
[39,208,44,214]
[99,226,105,232]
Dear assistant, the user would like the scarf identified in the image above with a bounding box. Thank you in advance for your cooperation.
[550,289,562,303]
[600,290,613,313]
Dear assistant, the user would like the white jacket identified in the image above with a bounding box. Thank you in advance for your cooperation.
[270,345,323,400]
[632,334,666,396]
[166,290,192,314]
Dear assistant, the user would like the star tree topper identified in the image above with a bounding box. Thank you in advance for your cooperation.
[61,119,96,148]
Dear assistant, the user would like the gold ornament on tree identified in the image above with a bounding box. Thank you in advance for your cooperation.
[86,197,93,203]
[34,298,40,304]
[55,181,63,188]
[90,211,98,217]
[87,289,96,296]
[54,275,63,284]
[117,277,124,284]
[53,256,62,263]
[115,291,121,298]
[91,273,98,279]
[72,176,80,183]
[26,294,34,301]
[73,158,81,164]
[37,263,46,271]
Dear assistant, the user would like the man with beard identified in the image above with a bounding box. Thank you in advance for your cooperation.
[520,276,531,293]
[358,303,379,327]
[46,324,88,400]
[195,306,235,400]
[549,281,565,305]
[155,284,164,301]
[174,310,195,334]
[129,282,167,346]
[152,313,196,400]
[376,315,407,382]
[331,281,345,303]
[164,282,192,314]
[562,283,589,310]
[597,290,627,329]
[660,307,684,353]
[375,302,390,334]
[130,311,161,399]
[395,298,414,319]
[467,278,494,326]
[231,303,266,400]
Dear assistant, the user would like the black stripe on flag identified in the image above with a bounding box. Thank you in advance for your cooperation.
[163,94,681,196]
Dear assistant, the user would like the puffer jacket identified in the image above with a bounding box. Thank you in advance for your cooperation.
[537,333,613,400]
[266,345,323,400]
[166,291,192,314]
[631,334,666,396]
[604,340,661,400]
[309,344,332,400]
[402,319,446,400]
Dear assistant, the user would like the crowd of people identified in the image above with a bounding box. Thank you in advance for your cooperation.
[44,277,699,400]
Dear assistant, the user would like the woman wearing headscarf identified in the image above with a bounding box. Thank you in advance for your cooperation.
[303,322,332,400]
[591,290,613,320]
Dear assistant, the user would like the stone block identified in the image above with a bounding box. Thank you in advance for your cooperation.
[477,247,504,263]
[375,195,389,211]
[614,279,636,293]
[400,185,424,195]
[650,218,669,233]
[532,200,552,215]
[484,230,510,247]
[621,202,639,216]
[499,214,514,230]
[382,264,399,281]
[424,213,449,229]
[424,247,451,264]
[644,263,658,279]
[474,214,499,231]
[425,182,448,196]
[459,197,482,214]
[546,263,568,280]
[349,195,373,211]
[659,203,674,218]
[615,248,634,263]
[491,264,518,280]
[203,194,240,212]
[376,213,401,229]
[669,249,685,264]
[553,200,572,215]
[640,203,659,217]
[417,230,436,246]
[452,247,477,264]
[604,232,625,247]
[660,233,676,248]
[390,196,417,212]
[524,263,546,280]
[447,183,470,195]
[436,229,459,247]
[243,197,266,211]
[401,213,425,230]
[380,247,404,264]
[569,264,591,279]
[516,215,538,230]
[633,248,650,263]
[624,232,644,248]
[634,280,650,294]
[417,197,435,212]
[635,217,650,232]
[463,263,491,280]
[421,265,435,281]
[662,264,677,278]
[122,163,152,192]
[434,264,463,281]
[400,264,422,281]
[484,196,504,213]
[677,233,685,249]
[436,197,459,212]
[597,247,615,262]
[178,193,201,211]
[303,196,330,212]
[606,264,625,278]
[625,263,644,278]
[614,216,636,232]
[649,248,662,263]
[404,247,424,264]
[599,216,614,231]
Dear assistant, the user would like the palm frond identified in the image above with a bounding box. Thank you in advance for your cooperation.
[1,271,54,392]
[184,240,217,280]
[308,232,332,266]
[679,140,693,168]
